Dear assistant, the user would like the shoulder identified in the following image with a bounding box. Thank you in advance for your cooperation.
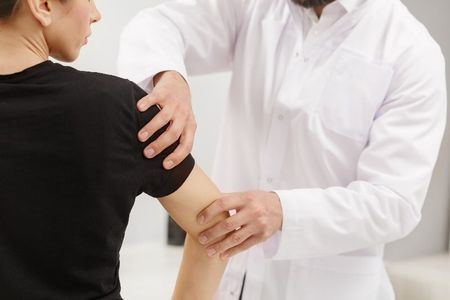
[388,2,444,74]
[352,0,444,69]
[54,63,148,104]
[383,0,442,58]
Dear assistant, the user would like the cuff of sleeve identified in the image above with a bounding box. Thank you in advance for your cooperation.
[262,189,296,260]
[262,230,281,258]
[123,64,188,94]
[262,189,324,260]
[150,155,195,198]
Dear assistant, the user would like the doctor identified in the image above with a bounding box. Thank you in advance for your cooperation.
[118,0,447,299]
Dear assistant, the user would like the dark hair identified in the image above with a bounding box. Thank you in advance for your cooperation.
[0,0,21,19]
[0,0,70,19]
[291,0,335,8]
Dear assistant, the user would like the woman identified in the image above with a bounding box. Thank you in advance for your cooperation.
[0,0,227,299]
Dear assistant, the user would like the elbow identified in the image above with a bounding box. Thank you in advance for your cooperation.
[385,195,423,243]
[398,203,422,240]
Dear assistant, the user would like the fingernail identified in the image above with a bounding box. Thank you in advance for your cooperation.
[145,148,155,158]
[221,254,229,260]
[199,235,208,244]
[139,131,149,141]
[207,248,216,257]
[198,215,205,225]
[164,160,174,169]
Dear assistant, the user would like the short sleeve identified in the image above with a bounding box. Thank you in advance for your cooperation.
[130,83,195,198]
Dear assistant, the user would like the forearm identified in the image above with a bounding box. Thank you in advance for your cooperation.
[172,234,227,300]
[267,184,421,260]
[159,165,228,298]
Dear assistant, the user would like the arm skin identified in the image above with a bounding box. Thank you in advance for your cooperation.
[158,164,228,300]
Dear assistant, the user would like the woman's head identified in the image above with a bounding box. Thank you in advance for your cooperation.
[0,0,102,62]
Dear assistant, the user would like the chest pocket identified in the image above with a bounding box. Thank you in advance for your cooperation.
[318,49,393,143]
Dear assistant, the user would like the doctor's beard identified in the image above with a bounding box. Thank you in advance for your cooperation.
[291,0,335,8]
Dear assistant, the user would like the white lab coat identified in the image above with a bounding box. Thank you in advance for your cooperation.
[118,0,447,299]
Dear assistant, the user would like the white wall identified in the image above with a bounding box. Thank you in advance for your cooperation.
[384,0,450,260]
[69,0,449,257]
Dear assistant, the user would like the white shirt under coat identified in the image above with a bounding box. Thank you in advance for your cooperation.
[118,0,447,299]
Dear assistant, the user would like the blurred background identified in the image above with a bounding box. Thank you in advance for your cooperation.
[68,0,450,299]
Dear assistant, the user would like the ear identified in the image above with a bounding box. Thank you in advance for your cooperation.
[26,0,53,27]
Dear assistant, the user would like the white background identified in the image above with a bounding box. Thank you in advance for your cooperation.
[69,0,450,260]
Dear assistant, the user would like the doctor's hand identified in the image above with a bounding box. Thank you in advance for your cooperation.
[137,71,196,170]
[197,191,283,260]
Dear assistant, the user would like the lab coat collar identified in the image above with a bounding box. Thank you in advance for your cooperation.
[338,0,367,12]
[291,0,367,24]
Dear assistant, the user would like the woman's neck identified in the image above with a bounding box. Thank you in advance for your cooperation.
[0,21,49,75]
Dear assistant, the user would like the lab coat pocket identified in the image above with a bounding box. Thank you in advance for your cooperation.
[318,49,393,143]
[291,255,384,300]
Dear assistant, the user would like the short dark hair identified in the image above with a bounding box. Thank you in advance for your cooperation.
[0,0,20,19]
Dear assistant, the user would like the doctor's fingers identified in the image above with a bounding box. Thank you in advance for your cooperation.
[198,209,250,245]
[137,93,159,112]
[162,115,196,170]
[220,236,261,260]
[142,115,186,161]
[197,194,248,225]
[138,104,177,144]
[205,225,254,259]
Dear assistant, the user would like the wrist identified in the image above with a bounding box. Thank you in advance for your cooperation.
[269,191,283,231]
[153,70,186,86]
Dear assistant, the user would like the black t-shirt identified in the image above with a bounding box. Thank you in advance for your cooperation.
[0,61,195,300]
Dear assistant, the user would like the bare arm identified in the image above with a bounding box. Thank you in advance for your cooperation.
[158,165,228,300]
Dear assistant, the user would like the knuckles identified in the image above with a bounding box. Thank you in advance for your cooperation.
[166,129,179,141]
[232,234,242,243]
[261,230,271,240]
[159,110,172,124]
[252,206,264,219]
[223,219,234,230]
[190,120,198,131]
[150,141,161,152]
[255,218,267,231]
[183,142,193,153]
[216,198,227,210]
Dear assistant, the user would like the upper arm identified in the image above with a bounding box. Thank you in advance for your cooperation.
[132,83,196,198]
[158,165,227,237]
[357,42,447,205]
[156,0,246,75]
[130,84,225,235]
[118,0,248,85]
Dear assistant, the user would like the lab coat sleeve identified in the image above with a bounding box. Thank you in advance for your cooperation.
[263,42,448,260]
[117,0,246,91]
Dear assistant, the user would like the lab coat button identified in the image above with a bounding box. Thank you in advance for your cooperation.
[278,114,284,121]
[267,177,273,184]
